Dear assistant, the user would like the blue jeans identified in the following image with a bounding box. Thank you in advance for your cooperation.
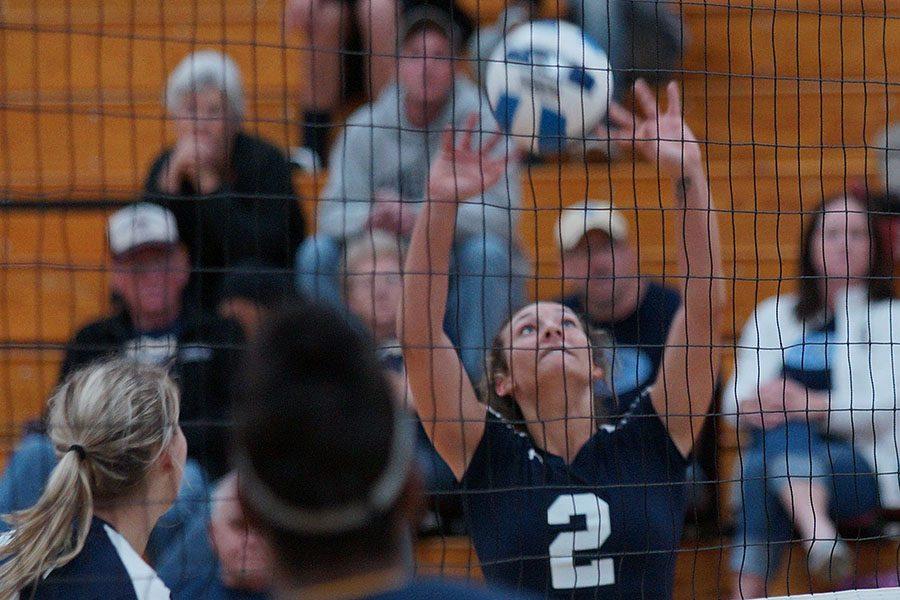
[0,433,211,561]
[729,421,880,579]
[296,233,522,382]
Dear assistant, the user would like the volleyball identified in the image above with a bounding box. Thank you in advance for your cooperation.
[485,20,613,155]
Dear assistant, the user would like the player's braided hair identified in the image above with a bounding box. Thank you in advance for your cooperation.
[479,310,612,429]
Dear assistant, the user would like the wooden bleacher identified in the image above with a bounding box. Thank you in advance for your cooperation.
[2,0,899,595]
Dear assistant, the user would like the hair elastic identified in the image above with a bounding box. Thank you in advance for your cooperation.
[68,444,87,461]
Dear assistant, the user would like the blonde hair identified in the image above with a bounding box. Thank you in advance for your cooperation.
[0,359,181,596]
[341,231,407,276]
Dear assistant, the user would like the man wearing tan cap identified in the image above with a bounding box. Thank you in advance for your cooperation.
[557,200,682,415]
[558,200,720,531]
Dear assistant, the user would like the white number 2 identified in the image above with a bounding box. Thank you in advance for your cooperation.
[547,493,614,589]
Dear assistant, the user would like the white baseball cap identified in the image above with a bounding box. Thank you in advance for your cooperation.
[108,203,179,258]
[557,200,629,252]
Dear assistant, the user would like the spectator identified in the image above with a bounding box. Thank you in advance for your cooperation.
[724,194,895,598]
[144,50,306,312]
[284,0,399,169]
[557,200,681,414]
[0,203,241,570]
[230,300,529,599]
[569,0,685,101]
[296,4,523,380]
[157,473,272,599]
[0,360,184,598]
[342,231,407,359]
[69,203,242,480]
[869,193,900,281]
[341,231,458,510]
[556,200,721,531]
[217,260,296,339]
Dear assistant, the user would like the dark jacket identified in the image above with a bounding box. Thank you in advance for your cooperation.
[143,131,306,311]
[61,307,245,479]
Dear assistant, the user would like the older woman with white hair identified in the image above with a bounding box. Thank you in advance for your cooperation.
[144,50,306,311]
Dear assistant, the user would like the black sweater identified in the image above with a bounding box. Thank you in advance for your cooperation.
[144,132,305,310]
[61,308,245,479]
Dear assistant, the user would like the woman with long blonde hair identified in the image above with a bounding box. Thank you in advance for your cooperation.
[0,358,186,598]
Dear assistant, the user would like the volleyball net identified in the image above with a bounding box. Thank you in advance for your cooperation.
[1,0,899,598]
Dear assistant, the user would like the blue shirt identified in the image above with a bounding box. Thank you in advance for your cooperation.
[781,317,836,392]
[21,516,170,599]
[564,282,681,415]
[155,510,269,600]
[461,390,689,599]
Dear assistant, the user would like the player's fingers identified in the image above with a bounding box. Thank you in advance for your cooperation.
[607,102,636,137]
[481,161,506,187]
[441,126,455,157]
[482,130,505,157]
[633,79,658,119]
[665,81,682,117]
[608,127,633,152]
[461,113,479,152]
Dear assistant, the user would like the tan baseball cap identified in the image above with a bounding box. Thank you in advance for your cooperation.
[108,203,179,258]
[557,200,629,252]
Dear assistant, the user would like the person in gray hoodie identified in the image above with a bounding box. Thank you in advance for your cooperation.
[296,3,523,381]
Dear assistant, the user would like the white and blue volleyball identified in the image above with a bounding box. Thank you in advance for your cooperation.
[485,20,613,154]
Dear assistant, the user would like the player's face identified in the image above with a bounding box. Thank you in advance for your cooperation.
[173,85,235,166]
[111,246,190,320]
[346,252,403,343]
[399,28,454,108]
[810,197,871,281]
[500,302,599,395]
[210,493,271,591]
[562,230,636,307]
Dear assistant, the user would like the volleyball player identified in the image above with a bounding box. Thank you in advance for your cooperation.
[231,301,532,599]
[0,359,186,599]
[400,80,722,598]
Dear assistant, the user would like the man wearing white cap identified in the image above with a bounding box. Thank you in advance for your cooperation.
[557,200,682,414]
[64,203,244,480]
[557,200,720,529]
[0,204,246,570]
[0,204,243,529]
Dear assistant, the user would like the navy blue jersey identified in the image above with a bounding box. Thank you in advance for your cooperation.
[564,283,681,414]
[21,516,170,599]
[366,579,530,599]
[461,390,689,599]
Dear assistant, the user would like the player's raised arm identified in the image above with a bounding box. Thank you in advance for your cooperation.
[399,116,508,480]
[610,80,723,457]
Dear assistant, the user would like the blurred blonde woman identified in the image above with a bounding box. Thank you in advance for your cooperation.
[0,359,186,599]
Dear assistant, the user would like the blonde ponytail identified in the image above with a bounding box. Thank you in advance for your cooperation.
[0,359,180,596]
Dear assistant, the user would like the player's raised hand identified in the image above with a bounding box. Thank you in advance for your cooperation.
[609,80,702,179]
[427,114,508,203]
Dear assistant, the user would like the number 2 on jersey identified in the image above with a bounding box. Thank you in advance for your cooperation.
[547,493,614,589]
